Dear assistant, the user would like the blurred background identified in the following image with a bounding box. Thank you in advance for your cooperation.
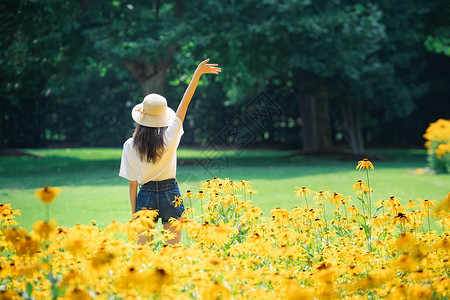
[1,0,449,155]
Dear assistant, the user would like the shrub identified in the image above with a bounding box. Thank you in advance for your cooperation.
[424,119,450,174]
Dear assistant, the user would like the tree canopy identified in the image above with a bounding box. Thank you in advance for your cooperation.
[1,0,449,153]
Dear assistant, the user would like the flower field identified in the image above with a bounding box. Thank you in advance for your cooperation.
[1,159,450,299]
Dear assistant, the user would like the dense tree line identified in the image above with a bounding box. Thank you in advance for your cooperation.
[1,0,449,154]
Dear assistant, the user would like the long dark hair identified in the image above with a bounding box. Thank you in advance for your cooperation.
[133,125,167,163]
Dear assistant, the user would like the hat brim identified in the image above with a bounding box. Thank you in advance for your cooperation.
[131,104,176,127]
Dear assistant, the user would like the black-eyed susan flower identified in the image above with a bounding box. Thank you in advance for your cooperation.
[294,186,313,198]
[196,190,207,201]
[4,227,27,247]
[183,189,193,200]
[16,236,39,256]
[244,188,258,196]
[352,180,368,191]
[312,218,326,229]
[356,158,374,170]
[241,180,252,190]
[32,220,56,241]
[64,287,92,300]
[329,192,344,205]
[369,216,384,227]
[348,205,360,216]
[387,196,401,207]
[391,212,412,228]
[103,220,123,236]
[406,200,419,209]
[313,191,330,203]
[418,199,437,211]
[435,192,450,213]
[34,186,61,204]
[172,195,183,207]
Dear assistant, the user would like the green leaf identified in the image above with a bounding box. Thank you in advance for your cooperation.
[26,282,33,296]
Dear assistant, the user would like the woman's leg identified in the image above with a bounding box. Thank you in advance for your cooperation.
[163,222,182,245]
[137,228,153,245]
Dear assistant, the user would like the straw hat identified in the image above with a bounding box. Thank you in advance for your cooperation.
[131,94,176,127]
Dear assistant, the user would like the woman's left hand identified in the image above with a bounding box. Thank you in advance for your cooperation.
[195,59,221,76]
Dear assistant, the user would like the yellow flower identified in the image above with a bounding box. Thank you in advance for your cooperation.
[184,189,193,200]
[435,192,450,213]
[32,220,56,241]
[172,195,183,207]
[338,196,351,207]
[352,180,368,191]
[90,248,115,270]
[312,218,326,229]
[376,200,388,208]
[270,207,290,226]
[16,236,39,256]
[0,203,21,218]
[294,186,313,198]
[369,216,384,227]
[196,190,207,201]
[201,282,231,300]
[436,143,450,158]
[387,196,401,207]
[356,158,374,170]
[329,192,344,205]
[244,188,258,195]
[241,180,252,189]
[418,199,437,211]
[103,220,123,236]
[64,286,92,300]
[313,191,330,203]
[4,227,27,246]
[348,205,360,215]
[405,200,419,209]
[34,186,61,204]
[0,203,21,227]
[391,212,411,227]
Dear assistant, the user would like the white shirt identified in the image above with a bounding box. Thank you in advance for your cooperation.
[119,116,184,184]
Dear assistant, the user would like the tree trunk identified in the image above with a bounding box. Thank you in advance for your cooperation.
[297,85,334,153]
[340,101,364,155]
[123,59,171,95]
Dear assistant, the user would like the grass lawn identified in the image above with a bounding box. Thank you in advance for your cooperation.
[1,147,449,235]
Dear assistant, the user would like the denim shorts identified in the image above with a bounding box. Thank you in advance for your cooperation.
[135,178,185,223]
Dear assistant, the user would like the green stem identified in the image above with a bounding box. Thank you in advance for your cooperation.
[322,204,328,228]
[427,210,431,232]
[189,197,193,219]
[200,198,203,222]
[45,204,49,222]
[303,194,309,209]
[366,169,372,217]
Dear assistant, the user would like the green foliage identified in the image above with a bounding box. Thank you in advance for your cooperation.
[1,0,449,151]
[427,141,450,174]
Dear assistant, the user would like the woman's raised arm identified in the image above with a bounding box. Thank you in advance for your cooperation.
[175,59,221,122]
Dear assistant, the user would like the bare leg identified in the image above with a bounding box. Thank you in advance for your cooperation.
[137,234,150,245]
[137,224,155,245]
[163,222,182,245]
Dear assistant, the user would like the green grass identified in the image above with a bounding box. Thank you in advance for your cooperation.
[1,148,449,235]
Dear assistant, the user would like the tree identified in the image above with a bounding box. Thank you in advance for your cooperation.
[187,0,385,153]
[1,0,191,147]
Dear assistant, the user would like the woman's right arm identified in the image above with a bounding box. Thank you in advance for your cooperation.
[176,59,221,123]
[129,180,138,216]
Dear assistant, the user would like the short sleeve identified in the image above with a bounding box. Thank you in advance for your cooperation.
[163,116,184,149]
[119,139,139,181]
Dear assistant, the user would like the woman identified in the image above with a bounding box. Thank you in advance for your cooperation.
[119,59,221,244]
